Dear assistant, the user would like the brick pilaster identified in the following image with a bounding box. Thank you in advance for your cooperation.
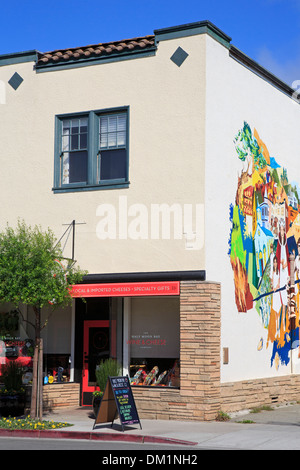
[132,281,221,421]
[179,280,221,420]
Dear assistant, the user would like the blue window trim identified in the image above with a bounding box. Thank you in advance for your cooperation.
[53,106,130,193]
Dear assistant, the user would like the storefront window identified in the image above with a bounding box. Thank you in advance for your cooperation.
[41,305,72,383]
[0,337,34,383]
[43,354,71,383]
[127,297,180,387]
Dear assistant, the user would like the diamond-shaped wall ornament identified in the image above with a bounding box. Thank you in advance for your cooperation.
[8,72,23,90]
[170,47,189,67]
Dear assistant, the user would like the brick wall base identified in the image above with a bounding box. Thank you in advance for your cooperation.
[220,374,300,413]
[43,383,80,410]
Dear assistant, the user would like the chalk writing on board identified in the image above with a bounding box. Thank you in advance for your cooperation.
[110,376,141,427]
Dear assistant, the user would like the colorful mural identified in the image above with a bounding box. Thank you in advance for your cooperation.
[229,122,300,369]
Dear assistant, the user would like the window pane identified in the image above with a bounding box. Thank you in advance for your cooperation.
[71,119,79,134]
[99,116,109,148]
[63,120,70,133]
[99,113,127,149]
[117,131,126,147]
[62,133,69,152]
[108,132,117,148]
[100,149,126,180]
[80,118,88,150]
[80,132,87,149]
[71,133,79,150]
[117,114,126,131]
[62,153,70,184]
[100,133,108,149]
[69,151,88,183]
[108,115,117,132]
[116,114,126,147]
[80,117,88,132]
[100,116,108,134]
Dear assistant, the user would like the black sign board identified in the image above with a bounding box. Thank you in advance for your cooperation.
[93,375,142,431]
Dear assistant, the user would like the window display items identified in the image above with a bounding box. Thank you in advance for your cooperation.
[128,297,180,388]
[130,360,180,387]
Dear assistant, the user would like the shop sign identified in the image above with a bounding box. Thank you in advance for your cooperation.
[70,281,180,298]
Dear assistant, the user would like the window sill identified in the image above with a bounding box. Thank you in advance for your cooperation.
[52,181,130,193]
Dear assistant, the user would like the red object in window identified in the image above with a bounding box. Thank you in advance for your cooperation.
[0,357,33,374]
[6,356,33,368]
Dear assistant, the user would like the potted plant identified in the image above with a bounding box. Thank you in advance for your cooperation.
[92,358,121,417]
[0,361,26,417]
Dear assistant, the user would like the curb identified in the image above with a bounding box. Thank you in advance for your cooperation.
[0,428,197,446]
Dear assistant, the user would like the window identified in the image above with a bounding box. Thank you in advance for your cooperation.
[127,297,180,388]
[54,107,129,192]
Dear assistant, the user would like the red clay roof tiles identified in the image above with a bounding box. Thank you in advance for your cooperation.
[36,35,155,66]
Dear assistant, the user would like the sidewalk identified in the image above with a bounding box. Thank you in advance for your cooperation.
[2,403,300,449]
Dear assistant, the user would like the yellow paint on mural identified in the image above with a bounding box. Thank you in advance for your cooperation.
[251,169,263,187]
[267,308,277,346]
[287,213,300,240]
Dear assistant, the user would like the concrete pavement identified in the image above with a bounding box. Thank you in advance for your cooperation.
[2,402,300,449]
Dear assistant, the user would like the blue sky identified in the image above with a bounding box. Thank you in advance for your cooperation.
[1,0,300,87]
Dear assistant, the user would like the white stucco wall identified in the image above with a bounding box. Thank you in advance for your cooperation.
[205,34,300,382]
[0,34,206,275]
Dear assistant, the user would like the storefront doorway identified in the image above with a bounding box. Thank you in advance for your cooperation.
[72,281,181,403]
[82,320,110,405]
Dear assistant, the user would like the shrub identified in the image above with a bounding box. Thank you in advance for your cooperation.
[0,416,72,430]
[1,361,24,393]
[215,410,231,421]
[95,358,121,393]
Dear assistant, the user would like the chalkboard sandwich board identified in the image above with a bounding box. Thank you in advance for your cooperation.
[93,375,142,431]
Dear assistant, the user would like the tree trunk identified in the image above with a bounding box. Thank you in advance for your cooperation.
[30,341,38,419]
[38,338,43,418]
[30,306,43,419]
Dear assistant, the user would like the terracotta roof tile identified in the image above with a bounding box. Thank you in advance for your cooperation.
[36,35,155,67]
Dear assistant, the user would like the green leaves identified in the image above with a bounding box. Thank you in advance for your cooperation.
[0,220,86,310]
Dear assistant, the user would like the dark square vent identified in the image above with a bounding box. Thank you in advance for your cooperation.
[170,47,189,67]
[8,72,23,90]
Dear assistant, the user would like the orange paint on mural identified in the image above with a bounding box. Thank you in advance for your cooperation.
[254,128,270,165]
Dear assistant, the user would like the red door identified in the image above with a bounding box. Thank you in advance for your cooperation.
[82,320,109,406]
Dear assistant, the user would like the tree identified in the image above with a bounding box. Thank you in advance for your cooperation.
[0,220,87,419]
